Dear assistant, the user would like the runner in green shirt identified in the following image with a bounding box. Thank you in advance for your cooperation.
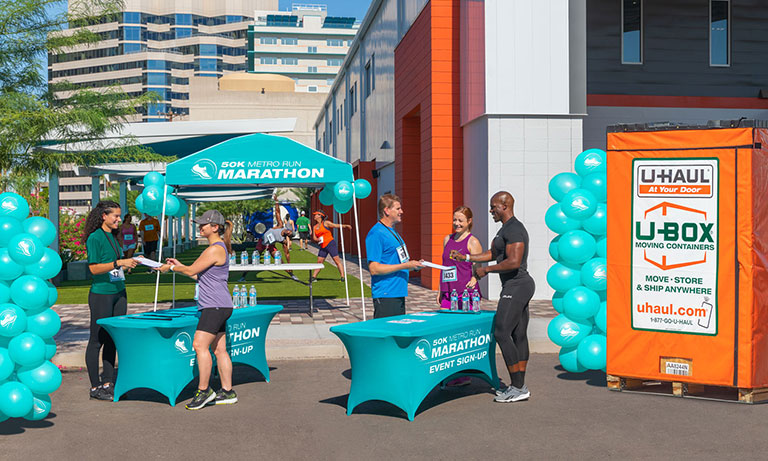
[84,201,138,401]
[296,211,311,250]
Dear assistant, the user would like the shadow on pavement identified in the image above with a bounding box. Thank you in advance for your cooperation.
[554,365,607,387]
[341,368,352,380]
[0,412,57,435]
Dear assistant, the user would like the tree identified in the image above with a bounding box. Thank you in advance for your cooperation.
[0,0,167,177]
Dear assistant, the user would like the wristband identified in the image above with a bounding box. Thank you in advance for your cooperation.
[170,264,175,272]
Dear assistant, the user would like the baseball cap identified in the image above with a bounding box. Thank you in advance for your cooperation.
[194,209,226,226]
[300,211,305,216]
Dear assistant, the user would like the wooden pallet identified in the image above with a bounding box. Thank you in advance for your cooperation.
[607,374,768,404]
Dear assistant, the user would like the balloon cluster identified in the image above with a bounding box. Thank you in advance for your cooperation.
[318,179,372,214]
[135,172,188,218]
[0,192,63,422]
[545,149,608,373]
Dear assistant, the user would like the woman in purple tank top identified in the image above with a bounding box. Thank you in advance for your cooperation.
[158,209,239,410]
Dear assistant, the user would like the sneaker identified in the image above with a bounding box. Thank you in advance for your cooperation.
[101,383,115,396]
[89,386,112,401]
[446,376,472,387]
[186,388,215,410]
[494,385,530,403]
[238,275,247,282]
[339,277,345,282]
[290,275,300,282]
[214,388,238,405]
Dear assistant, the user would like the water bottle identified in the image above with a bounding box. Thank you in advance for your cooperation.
[264,251,271,265]
[252,250,260,265]
[249,285,257,306]
[461,289,470,312]
[241,250,249,266]
[450,289,458,311]
[193,283,199,302]
[240,285,248,307]
[229,253,236,266]
[275,250,282,265]
[232,285,240,308]
[471,288,481,312]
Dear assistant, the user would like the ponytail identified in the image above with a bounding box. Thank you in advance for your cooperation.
[222,220,233,254]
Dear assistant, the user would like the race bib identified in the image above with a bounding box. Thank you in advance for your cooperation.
[145,224,154,231]
[265,232,276,244]
[318,236,324,245]
[441,267,458,282]
[396,244,409,264]
[109,267,125,282]
[124,234,134,241]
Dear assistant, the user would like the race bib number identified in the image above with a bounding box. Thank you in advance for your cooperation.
[441,267,458,282]
[109,267,125,282]
[396,244,409,264]
[124,234,134,241]
[318,236,324,245]
[145,224,154,231]
[265,232,276,244]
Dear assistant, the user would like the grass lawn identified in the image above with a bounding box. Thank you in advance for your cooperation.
[56,245,372,304]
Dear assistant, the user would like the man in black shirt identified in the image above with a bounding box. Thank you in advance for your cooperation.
[451,191,536,403]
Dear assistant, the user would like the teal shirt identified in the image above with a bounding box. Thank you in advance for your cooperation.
[87,230,125,294]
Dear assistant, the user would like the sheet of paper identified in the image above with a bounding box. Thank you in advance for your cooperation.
[133,256,163,268]
[421,261,453,271]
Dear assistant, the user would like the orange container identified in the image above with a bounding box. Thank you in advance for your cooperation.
[606,124,768,388]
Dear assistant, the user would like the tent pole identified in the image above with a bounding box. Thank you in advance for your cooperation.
[337,210,350,306]
[172,216,176,309]
[153,185,168,312]
[351,188,365,321]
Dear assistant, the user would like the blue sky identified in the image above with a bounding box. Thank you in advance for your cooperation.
[278,0,372,20]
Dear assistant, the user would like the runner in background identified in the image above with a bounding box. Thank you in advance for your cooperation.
[246,198,299,282]
[310,210,351,282]
[139,213,160,260]
[452,191,535,403]
[118,213,138,273]
[296,211,311,250]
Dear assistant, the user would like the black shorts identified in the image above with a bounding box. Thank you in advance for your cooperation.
[373,297,406,319]
[299,231,310,240]
[144,240,158,255]
[197,307,233,334]
[318,239,339,259]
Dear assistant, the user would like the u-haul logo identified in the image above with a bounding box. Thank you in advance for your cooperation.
[637,164,714,198]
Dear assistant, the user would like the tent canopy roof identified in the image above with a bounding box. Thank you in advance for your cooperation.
[165,133,353,187]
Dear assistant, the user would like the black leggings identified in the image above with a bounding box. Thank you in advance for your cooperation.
[86,290,127,387]
[493,277,535,378]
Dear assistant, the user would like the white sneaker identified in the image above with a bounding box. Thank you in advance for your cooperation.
[494,385,530,403]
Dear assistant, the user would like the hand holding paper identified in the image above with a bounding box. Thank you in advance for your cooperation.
[133,256,163,269]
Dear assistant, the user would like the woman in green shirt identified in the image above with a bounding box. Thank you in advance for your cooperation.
[84,201,138,400]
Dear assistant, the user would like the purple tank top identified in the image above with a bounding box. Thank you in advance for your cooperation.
[197,242,233,310]
[439,233,482,308]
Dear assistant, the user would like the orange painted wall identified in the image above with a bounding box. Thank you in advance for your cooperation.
[395,0,463,290]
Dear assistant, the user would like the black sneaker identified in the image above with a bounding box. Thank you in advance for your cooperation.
[186,388,215,410]
[89,386,112,401]
[214,388,238,405]
[101,383,115,396]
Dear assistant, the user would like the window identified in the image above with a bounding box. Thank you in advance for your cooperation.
[147,59,166,70]
[710,0,730,66]
[371,54,375,91]
[196,73,219,77]
[327,39,343,47]
[123,12,141,24]
[175,14,192,26]
[147,103,167,116]
[282,57,298,65]
[145,72,168,86]
[147,87,167,100]
[282,38,298,45]
[309,86,317,92]
[198,58,218,72]
[261,57,277,64]
[308,66,318,73]
[175,27,193,39]
[337,108,341,133]
[261,37,277,44]
[199,44,217,56]
[122,26,142,41]
[123,43,142,54]
[621,0,642,64]
[349,83,357,116]
[308,46,317,53]
[327,58,343,66]
[226,15,242,23]
[364,58,372,98]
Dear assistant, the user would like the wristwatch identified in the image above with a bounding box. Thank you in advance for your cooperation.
[113,261,118,269]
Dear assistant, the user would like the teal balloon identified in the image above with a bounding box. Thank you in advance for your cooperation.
[333,180,353,201]
[0,348,13,381]
[544,203,581,234]
[577,333,607,370]
[43,337,56,360]
[175,199,188,217]
[0,381,33,417]
[319,187,334,206]
[17,361,61,395]
[561,188,597,221]
[583,203,607,237]
[8,233,44,266]
[0,217,22,248]
[0,280,9,304]
[557,230,596,265]
[24,248,63,280]
[164,194,180,216]
[563,286,601,320]
[575,149,607,177]
[334,198,353,214]
[581,257,608,291]
[9,332,45,368]
[548,172,582,202]
[135,194,147,214]
[547,263,582,293]
[24,393,52,421]
[11,275,48,312]
[595,301,607,333]
[0,192,30,221]
[548,236,560,260]
[552,291,565,314]
[0,304,26,337]
[582,173,607,203]
[143,171,165,187]
[0,249,23,281]
[22,217,57,247]
[596,236,607,258]
[143,186,163,207]
[25,309,60,340]
[46,281,58,308]
[353,179,372,199]
[559,346,587,373]
[547,314,593,348]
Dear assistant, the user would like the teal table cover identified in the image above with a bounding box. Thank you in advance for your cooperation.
[330,311,499,420]
[98,305,282,405]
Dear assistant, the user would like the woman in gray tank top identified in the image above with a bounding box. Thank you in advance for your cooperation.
[158,209,238,410]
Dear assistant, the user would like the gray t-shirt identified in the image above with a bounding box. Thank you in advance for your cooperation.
[262,227,289,244]
[491,216,529,285]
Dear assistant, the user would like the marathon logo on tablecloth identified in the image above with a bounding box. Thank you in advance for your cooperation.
[192,158,326,182]
[174,332,193,355]
[421,329,492,374]
[227,321,259,357]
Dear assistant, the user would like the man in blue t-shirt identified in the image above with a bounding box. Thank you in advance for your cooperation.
[365,193,423,318]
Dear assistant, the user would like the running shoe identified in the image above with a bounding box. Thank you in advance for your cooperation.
[238,275,247,282]
[214,388,238,405]
[291,275,300,282]
[89,386,112,401]
[339,277,345,282]
[186,388,215,410]
[494,385,530,403]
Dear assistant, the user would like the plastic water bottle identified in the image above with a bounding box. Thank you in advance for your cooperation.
[229,253,236,266]
[274,250,282,265]
[232,285,240,308]
[450,289,458,311]
[264,251,271,265]
[471,288,481,312]
[194,283,199,302]
[461,289,470,312]
[252,250,260,265]
[241,250,249,266]
[249,285,257,306]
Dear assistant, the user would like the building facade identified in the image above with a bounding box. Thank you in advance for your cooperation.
[247,4,358,93]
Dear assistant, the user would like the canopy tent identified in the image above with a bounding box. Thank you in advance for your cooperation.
[155,133,369,318]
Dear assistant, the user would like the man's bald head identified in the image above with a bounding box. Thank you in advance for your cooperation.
[491,191,514,208]
[490,191,515,223]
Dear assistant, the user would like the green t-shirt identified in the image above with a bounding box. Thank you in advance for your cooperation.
[296,216,310,232]
[87,230,125,294]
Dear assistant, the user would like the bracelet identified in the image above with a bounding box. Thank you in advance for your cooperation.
[170,264,175,272]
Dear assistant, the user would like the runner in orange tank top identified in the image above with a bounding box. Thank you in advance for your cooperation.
[311,210,351,281]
